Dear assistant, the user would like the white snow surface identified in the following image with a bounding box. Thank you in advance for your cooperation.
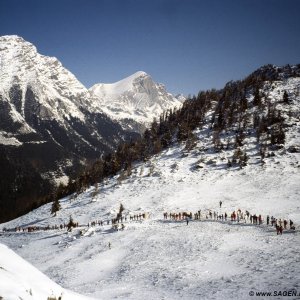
[89,71,183,128]
[0,131,23,146]
[0,243,95,300]
[1,119,300,299]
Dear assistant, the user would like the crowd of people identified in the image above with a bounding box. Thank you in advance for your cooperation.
[1,204,296,236]
[163,205,296,235]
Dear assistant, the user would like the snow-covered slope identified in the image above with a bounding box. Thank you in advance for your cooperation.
[1,43,299,298]
[1,77,299,299]
[0,243,95,300]
[1,142,299,299]
[90,71,183,131]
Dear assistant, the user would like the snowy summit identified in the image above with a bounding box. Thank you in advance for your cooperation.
[90,71,183,132]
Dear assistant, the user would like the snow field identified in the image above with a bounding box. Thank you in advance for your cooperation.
[1,140,300,299]
[0,70,299,299]
[0,243,95,300]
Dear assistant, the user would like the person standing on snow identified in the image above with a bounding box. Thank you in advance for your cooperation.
[219,201,222,208]
[186,217,189,225]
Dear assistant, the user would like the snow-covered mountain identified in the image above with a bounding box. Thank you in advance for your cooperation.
[0,36,185,223]
[1,64,299,299]
[0,35,134,153]
[0,35,138,222]
[89,71,183,132]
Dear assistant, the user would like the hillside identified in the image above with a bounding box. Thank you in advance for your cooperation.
[68,64,300,197]
[0,243,95,300]
[0,138,299,299]
[0,64,299,299]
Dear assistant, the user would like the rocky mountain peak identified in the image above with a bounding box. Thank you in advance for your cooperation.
[89,71,183,132]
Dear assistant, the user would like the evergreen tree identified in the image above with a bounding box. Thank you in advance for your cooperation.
[185,132,197,151]
[117,203,125,220]
[283,91,289,104]
[240,97,248,112]
[253,87,261,106]
[67,215,76,231]
[51,197,61,216]
[119,203,125,214]
[92,182,99,199]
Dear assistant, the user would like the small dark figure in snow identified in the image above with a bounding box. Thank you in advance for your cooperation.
[253,214,257,225]
[290,220,294,230]
[267,215,270,225]
[219,201,222,208]
[279,225,283,235]
[186,217,189,225]
[108,242,111,249]
[271,216,275,226]
[283,220,288,229]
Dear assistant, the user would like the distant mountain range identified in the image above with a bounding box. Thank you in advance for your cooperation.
[0,35,183,222]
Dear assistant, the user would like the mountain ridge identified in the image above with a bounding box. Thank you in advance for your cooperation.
[0,35,185,222]
[0,35,140,222]
[89,70,183,132]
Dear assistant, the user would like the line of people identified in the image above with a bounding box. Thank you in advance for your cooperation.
[163,208,296,235]
[4,223,79,233]
[88,212,148,228]
[2,212,149,234]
